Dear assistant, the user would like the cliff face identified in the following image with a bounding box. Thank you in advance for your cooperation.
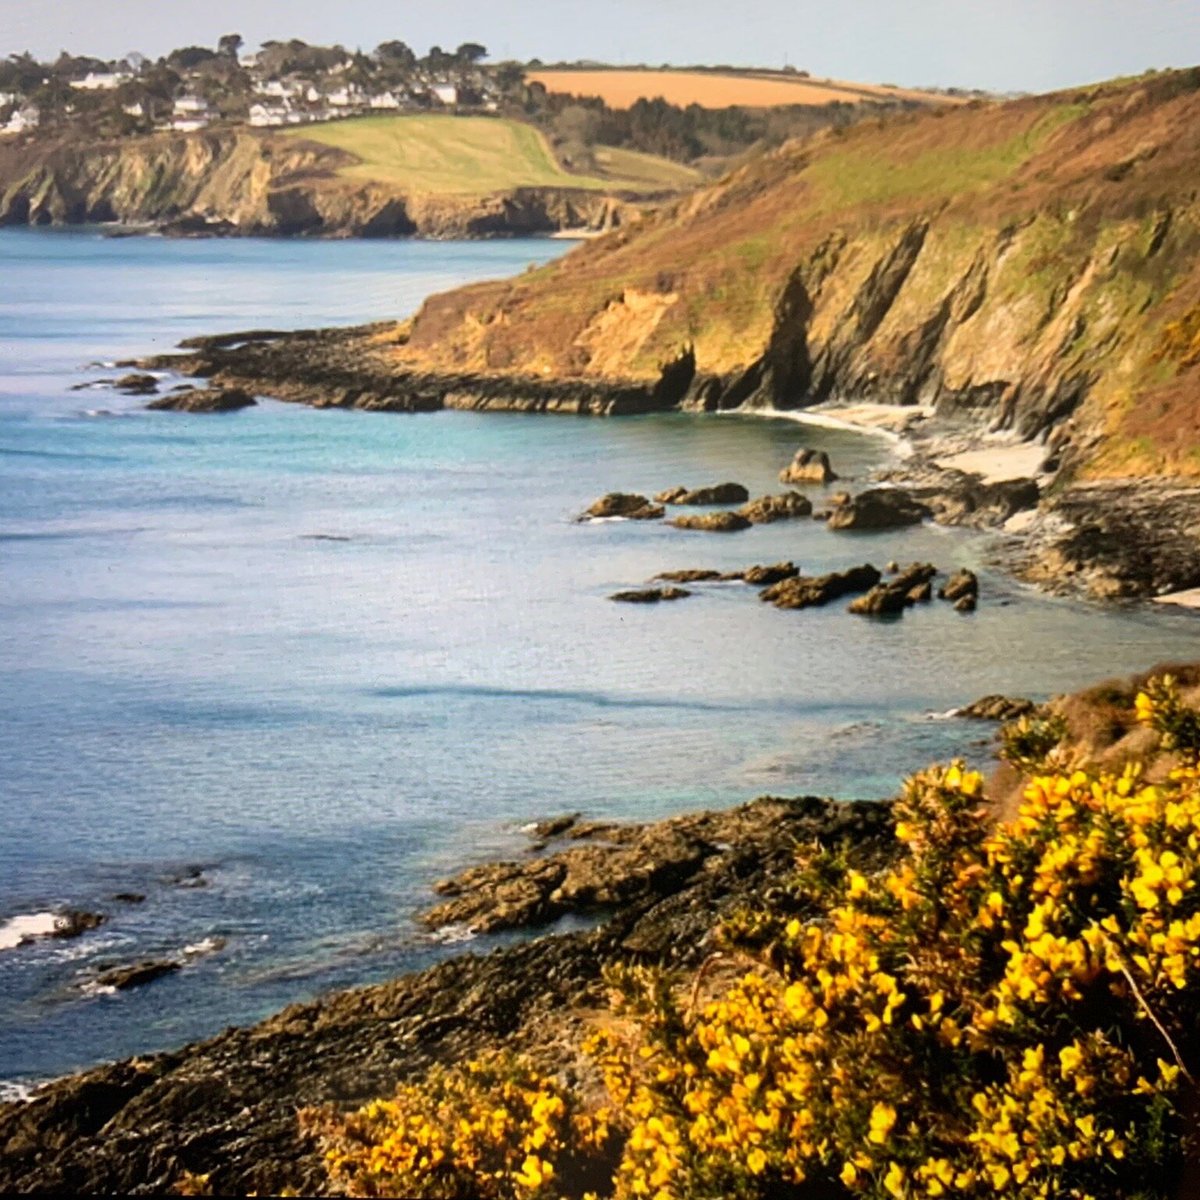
[388,69,1200,481]
[0,129,638,238]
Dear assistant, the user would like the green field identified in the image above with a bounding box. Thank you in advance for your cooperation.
[284,114,693,195]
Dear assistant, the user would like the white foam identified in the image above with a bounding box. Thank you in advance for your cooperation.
[429,923,477,945]
[182,935,226,958]
[0,912,58,952]
[0,1079,34,1104]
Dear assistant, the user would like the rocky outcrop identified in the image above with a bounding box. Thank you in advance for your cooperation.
[582,493,664,520]
[759,563,882,609]
[737,492,814,523]
[957,695,1038,721]
[780,448,837,485]
[672,482,749,505]
[0,793,892,1196]
[0,129,653,239]
[669,511,752,533]
[146,386,256,413]
[939,568,979,603]
[826,488,931,531]
[847,563,939,616]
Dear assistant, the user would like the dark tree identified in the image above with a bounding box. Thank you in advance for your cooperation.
[375,40,415,68]
[455,42,488,64]
[217,33,243,60]
[166,46,218,70]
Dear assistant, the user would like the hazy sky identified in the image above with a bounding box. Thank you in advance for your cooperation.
[0,0,1197,94]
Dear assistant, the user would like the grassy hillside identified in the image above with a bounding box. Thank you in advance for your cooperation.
[389,69,1200,480]
[526,67,962,109]
[284,114,691,195]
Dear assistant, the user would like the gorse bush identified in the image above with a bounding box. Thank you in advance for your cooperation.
[313,677,1200,1199]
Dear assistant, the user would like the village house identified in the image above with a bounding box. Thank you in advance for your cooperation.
[2,105,40,134]
[70,71,131,91]
[430,83,458,106]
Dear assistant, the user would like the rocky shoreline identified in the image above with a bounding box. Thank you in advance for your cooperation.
[0,795,893,1195]
[131,323,1200,603]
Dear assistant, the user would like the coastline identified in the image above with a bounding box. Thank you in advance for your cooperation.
[130,321,1200,604]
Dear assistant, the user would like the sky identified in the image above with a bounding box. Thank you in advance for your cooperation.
[0,0,1197,94]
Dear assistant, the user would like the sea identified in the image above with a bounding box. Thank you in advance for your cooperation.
[1,227,1197,1092]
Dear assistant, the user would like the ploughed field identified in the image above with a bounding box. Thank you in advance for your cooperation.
[526,67,962,109]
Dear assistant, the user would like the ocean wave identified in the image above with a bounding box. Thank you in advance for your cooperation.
[428,922,477,945]
[182,935,227,959]
[0,1079,35,1104]
[0,911,58,952]
[369,682,745,713]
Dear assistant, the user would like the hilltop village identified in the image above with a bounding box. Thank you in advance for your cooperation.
[0,38,515,138]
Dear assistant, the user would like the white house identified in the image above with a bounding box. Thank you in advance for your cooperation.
[248,102,291,127]
[430,83,458,106]
[324,85,361,108]
[0,91,19,107]
[2,105,40,134]
[70,71,131,91]
[174,95,211,115]
[171,117,209,132]
[368,92,402,109]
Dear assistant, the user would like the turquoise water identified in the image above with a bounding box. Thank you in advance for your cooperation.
[1,228,1197,1088]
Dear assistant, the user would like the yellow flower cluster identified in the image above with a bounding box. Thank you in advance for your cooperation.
[311,677,1200,1199]
[306,1051,612,1199]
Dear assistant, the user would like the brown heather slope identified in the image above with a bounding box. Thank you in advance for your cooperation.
[389,68,1200,481]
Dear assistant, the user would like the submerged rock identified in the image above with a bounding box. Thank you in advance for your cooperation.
[653,568,724,582]
[780,447,837,485]
[95,960,181,991]
[609,587,691,603]
[51,910,107,940]
[674,482,750,506]
[581,493,663,521]
[759,564,882,609]
[147,387,256,413]
[827,488,931,531]
[738,492,814,524]
[954,594,978,613]
[670,511,752,533]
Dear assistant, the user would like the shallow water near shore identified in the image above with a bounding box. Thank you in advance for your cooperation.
[1,227,1198,1086]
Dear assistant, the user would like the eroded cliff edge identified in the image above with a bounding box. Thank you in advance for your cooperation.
[0,128,647,238]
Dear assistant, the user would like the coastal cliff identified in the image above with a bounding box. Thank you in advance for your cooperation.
[137,69,1200,601]
[0,128,645,238]
[382,69,1200,484]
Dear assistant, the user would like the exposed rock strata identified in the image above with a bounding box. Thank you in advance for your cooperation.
[0,129,653,239]
[146,386,256,413]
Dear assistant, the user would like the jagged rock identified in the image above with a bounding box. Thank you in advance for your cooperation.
[527,815,580,839]
[848,584,909,616]
[581,493,663,520]
[674,482,750,505]
[111,893,146,904]
[670,512,752,533]
[886,561,900,573]
[907,580,933,603]
[738,492,814,524]
[609,587,691,603]
[114,373,159,395]
[653,486,690,504]
[759,564,882,609]
[939,568,979,602]
[780,448,838,485]
[95,960,181,991]
[146,387,256,413]
[827,488,931,531]
[954,594,978,613]
[653,569,723,582]
[51,910,106,939]
[741,561,800,586]
[957,695,1037,721]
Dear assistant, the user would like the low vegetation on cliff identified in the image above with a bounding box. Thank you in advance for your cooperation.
[391,67,1200,482]
[307,675,1200,1199]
